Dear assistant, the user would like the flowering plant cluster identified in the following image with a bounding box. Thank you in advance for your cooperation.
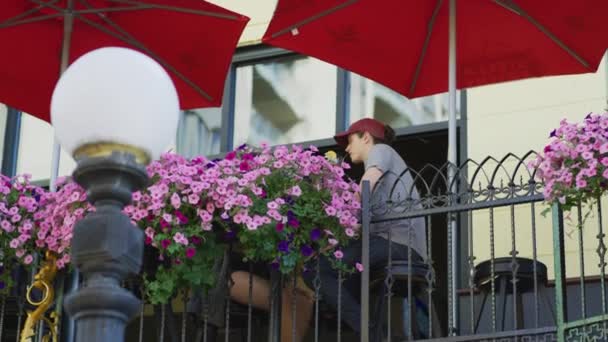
[36,177,93,270]
[0,143,363,303]
[0,174,45,294]
[125,153,223,304]
[214,145,362,274]
[531,112,608,214]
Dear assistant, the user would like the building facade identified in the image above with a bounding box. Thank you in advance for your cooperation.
[0,1,607,338]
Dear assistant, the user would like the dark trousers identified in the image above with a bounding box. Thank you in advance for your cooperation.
[303,235,422,333]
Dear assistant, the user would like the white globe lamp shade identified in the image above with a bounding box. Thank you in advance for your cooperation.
[51,47,179,163]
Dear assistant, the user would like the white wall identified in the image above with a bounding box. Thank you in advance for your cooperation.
[207,0,278,46]
[467,55,608,280]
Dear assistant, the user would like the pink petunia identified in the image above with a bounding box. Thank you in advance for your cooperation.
[576,179,587,189]
[188,194,200,205]
[325,206,337,216]
[289,185,302,197]
[170,193,181,209]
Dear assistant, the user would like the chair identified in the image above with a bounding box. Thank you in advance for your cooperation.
[473,257,554,333]
[370,260,442,341]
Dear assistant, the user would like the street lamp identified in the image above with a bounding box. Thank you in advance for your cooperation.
[50,47,179,341]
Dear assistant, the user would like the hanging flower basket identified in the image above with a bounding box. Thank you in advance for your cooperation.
[126,153,225,305]
[213,144,362,274]
[36,177,93,271]
[0,174,46,294]
[531,112,608,217]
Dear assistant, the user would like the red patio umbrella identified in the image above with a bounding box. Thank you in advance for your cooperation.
[263,0,607,101]
[1,0,248,191]
[1,0,249,123]
[263,0,608,338]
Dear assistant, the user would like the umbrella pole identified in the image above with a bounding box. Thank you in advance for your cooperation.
[447,0,458,336]
[50,0,74,193]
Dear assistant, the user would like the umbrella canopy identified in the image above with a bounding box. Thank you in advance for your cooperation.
[1,0,249,122]
[263,0,607,100]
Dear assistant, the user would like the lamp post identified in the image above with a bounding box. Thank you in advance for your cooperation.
[50,47,179,341]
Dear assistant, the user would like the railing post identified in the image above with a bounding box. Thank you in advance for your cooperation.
[552,203,567,341]
[60,271,79,342]
[360,180,371,342]
[268,269,282,342]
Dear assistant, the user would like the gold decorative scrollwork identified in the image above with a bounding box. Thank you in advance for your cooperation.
[20,251,59,342]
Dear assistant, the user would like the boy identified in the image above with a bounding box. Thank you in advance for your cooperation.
[304,117,427,337]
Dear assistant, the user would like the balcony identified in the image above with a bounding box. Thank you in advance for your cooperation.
[4,151,607,342]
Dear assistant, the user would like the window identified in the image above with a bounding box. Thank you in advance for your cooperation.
[0,104,7,167]
[234,55,337,146]
[16,113,75,183]
[176,108,222,158]
[349,74,460,128]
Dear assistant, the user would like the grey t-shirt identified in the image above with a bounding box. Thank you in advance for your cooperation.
[365,144,427,259]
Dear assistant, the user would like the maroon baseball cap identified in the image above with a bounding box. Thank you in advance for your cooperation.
[334,118,386,147]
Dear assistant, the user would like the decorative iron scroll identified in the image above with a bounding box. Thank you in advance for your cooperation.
[369,151,544,218]
[436,330,558,342]
[20,251,59,342]
[565,320,608,341]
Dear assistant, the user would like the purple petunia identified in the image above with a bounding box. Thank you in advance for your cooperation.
[310,228,321,241]
[224,230,236,241]
[287,217,300,228]
[301,245,314,257]
[278,240,290,253]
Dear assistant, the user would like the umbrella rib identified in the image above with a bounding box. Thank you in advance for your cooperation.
[0,0,61,27]
[72,6,155,15]
[104,0,242,21]
[270,0,359,39]
[0,13,64,29]
[28,0,64,13]
[75,0,213,101]
[409,0,444,95]
[493,0,590,69]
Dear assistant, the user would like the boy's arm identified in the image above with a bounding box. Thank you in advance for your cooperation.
[355,166,383,202]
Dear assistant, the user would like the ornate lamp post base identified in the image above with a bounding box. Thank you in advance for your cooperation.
[64,152,148,342]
